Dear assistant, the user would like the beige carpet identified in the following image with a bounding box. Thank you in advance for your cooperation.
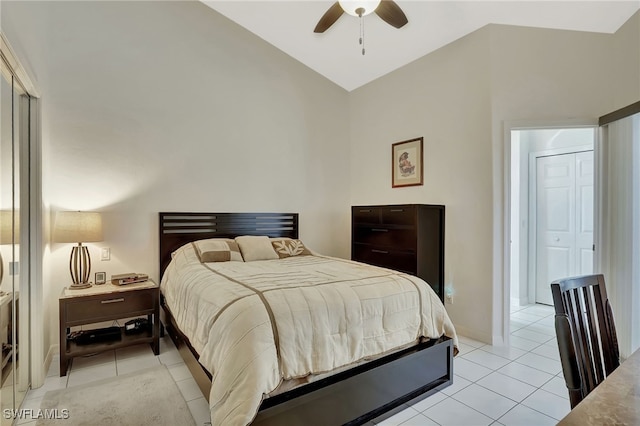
[37,365,197,426]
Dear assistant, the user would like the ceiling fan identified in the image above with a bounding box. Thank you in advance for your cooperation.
[314,0,408,34]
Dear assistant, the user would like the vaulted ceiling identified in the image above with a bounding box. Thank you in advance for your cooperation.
[203,1,640,91]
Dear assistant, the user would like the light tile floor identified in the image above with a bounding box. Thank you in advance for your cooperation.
[20,303,568,426]
[375,302,570,426]
[19,336,210,426]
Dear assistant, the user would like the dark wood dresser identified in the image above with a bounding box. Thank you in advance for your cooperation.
[351,204,445,301]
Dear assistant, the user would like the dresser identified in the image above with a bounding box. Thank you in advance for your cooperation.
[351,204,445,301]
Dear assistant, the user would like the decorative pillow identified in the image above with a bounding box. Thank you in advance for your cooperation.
[271,238,312,258]
[192,239,243,262]
[235,236,279,261]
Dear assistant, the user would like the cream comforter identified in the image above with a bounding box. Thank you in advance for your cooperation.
[161,243,458,426]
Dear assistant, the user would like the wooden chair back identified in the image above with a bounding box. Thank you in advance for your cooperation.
[551,274,620,408]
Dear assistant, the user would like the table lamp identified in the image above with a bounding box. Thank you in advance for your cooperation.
[53,211,103,290]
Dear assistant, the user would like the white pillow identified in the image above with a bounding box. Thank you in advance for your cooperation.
[235,236,279,261]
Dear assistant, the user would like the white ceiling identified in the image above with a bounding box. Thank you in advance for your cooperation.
[203,1,640,91]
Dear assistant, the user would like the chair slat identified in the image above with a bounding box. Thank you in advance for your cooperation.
[582,286,605,386]
[570,288,596,392]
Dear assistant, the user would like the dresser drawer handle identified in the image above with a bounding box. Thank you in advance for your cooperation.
[359,209,372,213]
[389,209,404,212]
[371,228,388,232]
[101,298,125,304]
[371,249,389,254]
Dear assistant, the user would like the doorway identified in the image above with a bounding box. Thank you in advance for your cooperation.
[509,126,596,310]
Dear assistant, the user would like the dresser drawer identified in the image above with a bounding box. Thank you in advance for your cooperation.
[352,226,416,247]
[352,244,417,275]
[351,204,445,302]
[352,207,381,224]
[381,206,415,226]
[64,289,156,324]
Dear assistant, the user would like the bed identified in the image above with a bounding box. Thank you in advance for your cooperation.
[159,212,457,425]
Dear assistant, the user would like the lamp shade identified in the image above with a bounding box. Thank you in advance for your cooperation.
[0,210,18,244]
[339,0,381,16]
[53,211,103,243]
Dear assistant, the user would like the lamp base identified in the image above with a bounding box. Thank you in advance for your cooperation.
[69,244,92,288]
[68,282,91,290]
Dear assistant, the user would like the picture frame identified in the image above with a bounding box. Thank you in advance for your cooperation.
[392,137,423,188]
[95,271,106,285]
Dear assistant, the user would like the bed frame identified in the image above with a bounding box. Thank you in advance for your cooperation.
[159,212,453,425]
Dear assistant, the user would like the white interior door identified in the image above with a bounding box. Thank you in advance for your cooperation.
[535,151,593,305]
[575,151,595,274]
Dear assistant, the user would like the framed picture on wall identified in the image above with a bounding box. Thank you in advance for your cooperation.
[392,137,423,188]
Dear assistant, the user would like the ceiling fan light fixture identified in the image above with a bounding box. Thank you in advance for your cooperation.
[338,0,381,17]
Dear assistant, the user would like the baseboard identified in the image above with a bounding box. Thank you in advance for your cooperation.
[453,324,491,345]
[42,344,59,384]
[511,296,530,306]
[491,335,506,347]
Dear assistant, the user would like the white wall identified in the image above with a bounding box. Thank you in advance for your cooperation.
[490,15,639,343]
[2,1,351,360]
[350,27,494,342]
[351,14,640,343]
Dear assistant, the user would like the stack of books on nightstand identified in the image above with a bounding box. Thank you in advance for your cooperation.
[111,273,149,286]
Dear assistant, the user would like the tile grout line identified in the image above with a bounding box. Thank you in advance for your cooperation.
[433,303,567,426]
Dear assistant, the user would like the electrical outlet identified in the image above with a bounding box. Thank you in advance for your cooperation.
[446,294,453,304]
[101,247,111,261]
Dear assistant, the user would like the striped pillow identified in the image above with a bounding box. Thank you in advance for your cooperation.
[193,239,243,262]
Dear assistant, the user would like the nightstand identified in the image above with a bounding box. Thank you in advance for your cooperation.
[59,280,160,376]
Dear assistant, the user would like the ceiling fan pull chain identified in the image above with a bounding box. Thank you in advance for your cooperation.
[360,14,366,55]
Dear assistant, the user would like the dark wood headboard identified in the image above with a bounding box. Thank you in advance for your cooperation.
[159,212,299,279]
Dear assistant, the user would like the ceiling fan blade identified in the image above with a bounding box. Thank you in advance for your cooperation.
[375,0,408,29]
[314,2,344,33]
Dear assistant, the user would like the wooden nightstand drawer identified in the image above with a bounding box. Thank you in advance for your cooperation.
[65,290,156,324]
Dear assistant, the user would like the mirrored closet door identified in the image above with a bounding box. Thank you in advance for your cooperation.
[0,37,33,421]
